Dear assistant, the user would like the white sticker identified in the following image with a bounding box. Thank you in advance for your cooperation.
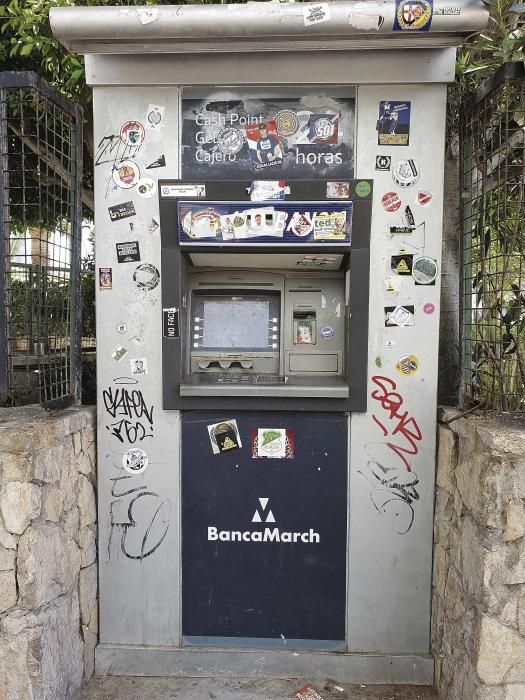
[111,344,128,362]
[130,357,148,376]
[254,428,294,459]
[117,323,127,334]
[136,177,156,199]
[122,448,149,474]
[136,7,159,24]
[145,104,165,130]
[348,5,384,30]
[303,3,330,26]
[161,184,206,198]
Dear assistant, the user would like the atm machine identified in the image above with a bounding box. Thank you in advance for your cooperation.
[160,179,371,647]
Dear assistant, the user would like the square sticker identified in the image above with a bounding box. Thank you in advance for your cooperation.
[252,429,294,459]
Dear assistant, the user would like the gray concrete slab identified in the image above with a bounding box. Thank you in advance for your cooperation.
[73,677,438,700]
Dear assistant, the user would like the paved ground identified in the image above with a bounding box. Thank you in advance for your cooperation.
[74,677,438,700]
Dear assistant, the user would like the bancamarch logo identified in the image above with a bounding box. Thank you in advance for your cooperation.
[207,497,320,544]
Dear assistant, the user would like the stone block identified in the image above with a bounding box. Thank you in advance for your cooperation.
[17,522,81,608]
[477,614,525,684]
[434,488,454,547]
[456,451,506,528]
[519,590,525,637]
[33,442,66,484]
[82,626,97,680]
[0,511,17,549]
[0,617,40,700]
[79,526,97,568]
[444,565,466,623]
[73,430,82,456]
[88,600,99,635]
[79,563,98,627]
[433,543,448,599]
[81,426,96,455]
[458,515,485,599]
[0,451,33,482]
[78,475,97,528]
[78,449,95,478]
[41,486,64,523]
[0,482,40,534]
[504,684,525,699]
[437,425,458,494]
[503,503,525,542]
[0,545,15,571]
[0,570,17,613]
[505,551,525,585]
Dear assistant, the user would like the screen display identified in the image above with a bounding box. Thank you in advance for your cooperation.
[202,298,270,349]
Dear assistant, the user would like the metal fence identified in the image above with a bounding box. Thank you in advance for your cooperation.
[461,62,525,412]
[0,72,83,407]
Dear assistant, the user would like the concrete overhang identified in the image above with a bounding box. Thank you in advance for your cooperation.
[50,1,489,55]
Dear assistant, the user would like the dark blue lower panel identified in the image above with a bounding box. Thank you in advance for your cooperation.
[181,411,348,644]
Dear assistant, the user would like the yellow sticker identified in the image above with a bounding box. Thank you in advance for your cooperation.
[395,354,419,377]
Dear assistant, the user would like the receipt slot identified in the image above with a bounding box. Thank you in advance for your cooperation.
[159,179,372,412]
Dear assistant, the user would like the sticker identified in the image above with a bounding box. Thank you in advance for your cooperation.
[117,323,127,334]
[130,358,148,376]
[145,104,165,130]
[245,121,283,171]
[390,225,414,235]
[355,180,372,198]
[385,339,397,349]
[376,155,391,171]
[385,305,415,327]
[183,209,221,238]
[423,302,435,314]
[391,253,413,275]
[112,160,140,189]
[289,212,314,237]
[434,6,461,15]
[163,307,179,338]
[136,7,159,24]
[122,448,148,475]
[349,10,385,30]
[384,276,401,293]
[207,420,242,455]
[375,355,382,368]
[377,101,411,146]
[417,190,433,206]
[252,428,294,459]
[303,3,331,25]
[146,155,166,170]
[136,177,156,198]
[149,217,160,234]
[216,127,245,155]
[393,0,433,32]
[274,109,300,136]
[308,114,339,145]
[405,205,415,227]
[395,354,419,376]
[109,201,136,222]
[296,320,314,344]
[293,685,324,700]
[111,344,128,362]
[392,159,420,188]
[116,241,140,264]
[320,326,335,339]
[382,192,401,212]
[313,211,346,240]
[249,180,289,202]
[326,182,350,199]
[133,263,160,291]
[296,255,338,268]
[161,184,206,198]
[99,267,112,290]
[119,121,145,147]
[412,256,438,285]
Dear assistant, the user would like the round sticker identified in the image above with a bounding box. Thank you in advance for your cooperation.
[275,109,300,136]
[355,180,372,198]
[136,177,156,199]
[423,303,435,315]
[119,121,145,147]
[290,212,313,237]
[133,263,160,291]
[392,159,420,188]
[395,354,419,377]
[146,106,163,129]
[320,326,335,340]
[216,127,245,155]
[313,117,336,140]
[122,448,149,474]
[112,160,140,189]
[417,190,433,206]
[412,256,438,285]
[382,192,401,212]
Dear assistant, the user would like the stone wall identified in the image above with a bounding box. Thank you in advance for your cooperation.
[0,406,97,700]
[433,408,525,700]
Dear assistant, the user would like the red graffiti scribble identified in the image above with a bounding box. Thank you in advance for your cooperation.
[370,375,423,472]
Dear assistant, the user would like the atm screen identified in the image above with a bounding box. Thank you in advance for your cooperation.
[194,293,280,351]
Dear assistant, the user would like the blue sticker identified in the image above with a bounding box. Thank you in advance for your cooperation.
[321,327,335,340]
[377,101,411,147]
[393,1,433,32]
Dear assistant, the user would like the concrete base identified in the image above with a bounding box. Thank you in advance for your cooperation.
[95,644,434,685]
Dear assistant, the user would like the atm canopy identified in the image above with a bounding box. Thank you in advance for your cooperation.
[51,1,488,55]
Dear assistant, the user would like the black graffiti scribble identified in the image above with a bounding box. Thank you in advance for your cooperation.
[108,470,171,562]
[103,387,154,443]
[94,134,143,167]
[358,442,420,535]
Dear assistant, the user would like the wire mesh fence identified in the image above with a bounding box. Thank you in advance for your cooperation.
[0,72,83,407]
[461,62,525,412]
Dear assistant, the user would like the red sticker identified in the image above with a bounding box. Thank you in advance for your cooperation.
[119,121,145,147]
[417,190,433,206]
[382,191,401,212]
